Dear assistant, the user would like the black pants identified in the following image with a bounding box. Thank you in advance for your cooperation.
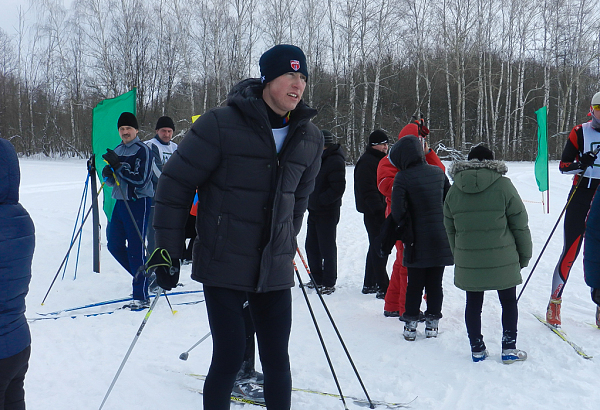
[362,212,390,290]
[0,345,30,410]
[305,209,340,287]
[404,266,444,318]
[203,286,292,410]
[465,287,518,350]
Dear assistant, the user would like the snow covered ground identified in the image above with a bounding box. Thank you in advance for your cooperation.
[19,158,600,410]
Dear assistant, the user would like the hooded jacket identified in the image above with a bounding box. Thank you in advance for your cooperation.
[443,159,532,291]
[154,78,322,293]
[0,138,34,359]
[308,144,346,213]
[389,136,453,268]
[354,146,386,215]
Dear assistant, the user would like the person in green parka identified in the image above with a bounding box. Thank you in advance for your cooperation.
[443,145,532,364]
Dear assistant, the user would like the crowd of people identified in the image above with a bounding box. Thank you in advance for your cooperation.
[4,43,600,410]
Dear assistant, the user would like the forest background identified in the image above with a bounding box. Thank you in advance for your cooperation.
[1,0,599,162]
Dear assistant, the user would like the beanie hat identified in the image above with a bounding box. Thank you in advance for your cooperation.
[468,145,494,161]
[155,116,175,132]
[369,130,389,146]
[117,112,138,130]
[322,129,334,145]
[260,44,308,85]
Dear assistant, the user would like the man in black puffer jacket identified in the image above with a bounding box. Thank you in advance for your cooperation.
[152,44,321,410]
[304,130,346,294]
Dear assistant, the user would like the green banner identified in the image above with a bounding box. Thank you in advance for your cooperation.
[91,89,137,221]
[534,106,549,192]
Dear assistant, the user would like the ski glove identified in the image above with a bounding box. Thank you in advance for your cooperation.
[102,148,121,170]
[101,165,113,180]
[579,150,597,168]
[147,248,180,291]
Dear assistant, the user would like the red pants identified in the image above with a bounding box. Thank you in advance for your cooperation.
[384,241,408,314]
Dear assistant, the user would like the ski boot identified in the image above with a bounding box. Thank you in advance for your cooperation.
[231,380,265,403]
[122,299,150,311]
[546,298,561,327]
[471,337,488,362]
[403,321,418,341]
[425,318,439,338]
[501,349,527,364]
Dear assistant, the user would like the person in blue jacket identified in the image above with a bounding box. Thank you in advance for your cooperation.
[0,138,35,410]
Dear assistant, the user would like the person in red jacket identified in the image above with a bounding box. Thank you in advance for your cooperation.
[377,118,444,317]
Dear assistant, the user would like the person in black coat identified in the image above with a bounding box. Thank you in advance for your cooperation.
[354,130,390,298]
[304,130,346,294]
[389,135,453,341]
[152,44,322,409]
[0,138,35,410]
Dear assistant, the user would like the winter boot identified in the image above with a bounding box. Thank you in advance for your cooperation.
[231,380,265,403]
[546,298,561,327]
[471,337,488,362]
[402,319,418,341]
[122,299,150,311]
[425,318,439,338]
[501,349,527,364]
[319,286,336,295]
[361,285,378,294]
[383,310,400,318]
[236,360,264,385]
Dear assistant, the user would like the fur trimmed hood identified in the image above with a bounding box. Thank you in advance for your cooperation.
[448,159,508,194]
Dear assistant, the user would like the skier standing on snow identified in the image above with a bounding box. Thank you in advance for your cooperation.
[546,91,600,327]
[443,145,532,363]
[377,118,444,318]
[354,130,390,299]
[0,138,35,410]
[145,116,178,254]
[389,135,453,341]
[101,112,154,310]
[151,44,321,410]
[304,129,346,295]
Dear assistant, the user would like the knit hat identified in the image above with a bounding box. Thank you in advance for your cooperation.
[369,130,389,146]
[260,44,308,85]
[592,92,600,106]
[155,116,175,132]
[117,112,139,130]
[322,129,334,145]
[468,145,494,161]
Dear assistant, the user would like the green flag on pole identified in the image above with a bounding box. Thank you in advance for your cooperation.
[534,106,549,192]
[91,89,137,221]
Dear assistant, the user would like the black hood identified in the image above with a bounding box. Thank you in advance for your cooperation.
[388,135,425,171]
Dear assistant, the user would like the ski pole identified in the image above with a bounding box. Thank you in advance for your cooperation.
[517,146,600,303]
[294,261,349,410]
[296,247,374,408]
[41,181,106,305]
[179,331,212,361]
[98,289,162,410]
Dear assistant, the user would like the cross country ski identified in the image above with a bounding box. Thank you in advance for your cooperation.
[532,313,593,360]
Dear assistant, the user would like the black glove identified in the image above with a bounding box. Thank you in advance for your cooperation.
[579,151,597,168]
[592,288,600,306]
[101,165,113,180]
[147,248,180,291]
[102,149,121,170]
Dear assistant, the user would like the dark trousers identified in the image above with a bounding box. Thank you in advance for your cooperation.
[107,197,151,301]
[305,209,340,287]
[405,266,444,318]
[465,287,518,350]
[362,212,390,290]
[203,286,292,410]
[0,345,30,410]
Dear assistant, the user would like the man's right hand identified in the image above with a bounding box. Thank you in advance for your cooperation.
[579,150,597,168]
[147,248,180,291]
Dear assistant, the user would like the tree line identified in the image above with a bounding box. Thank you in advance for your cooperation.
[1,0,599,162]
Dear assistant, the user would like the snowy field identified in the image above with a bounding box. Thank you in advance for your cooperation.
[19,158,600,410]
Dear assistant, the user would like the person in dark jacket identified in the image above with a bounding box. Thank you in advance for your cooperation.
[0,138,35,410]
[583,185,600,327]
[444,145,532,363]
[101,112,154,310]
[151,44,321,410]
[354,130,390,298]
[389,135,453,341]
[304,130,346,294]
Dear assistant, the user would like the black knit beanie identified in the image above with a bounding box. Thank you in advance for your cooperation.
[155,116,175,132]
[468,145,494,161]
[369,130,389,146]
[260,44,308,85]
[117,112,139,129]
[322,130,334,145]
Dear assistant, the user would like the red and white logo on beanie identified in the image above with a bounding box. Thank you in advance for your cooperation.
[290,60,300,71]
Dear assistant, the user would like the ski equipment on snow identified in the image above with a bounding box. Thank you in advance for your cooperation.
[533,313,592,359]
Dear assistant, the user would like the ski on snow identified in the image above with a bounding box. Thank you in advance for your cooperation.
[187,373,414,409]
[34,289,204,317]
[532,313,593,360]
